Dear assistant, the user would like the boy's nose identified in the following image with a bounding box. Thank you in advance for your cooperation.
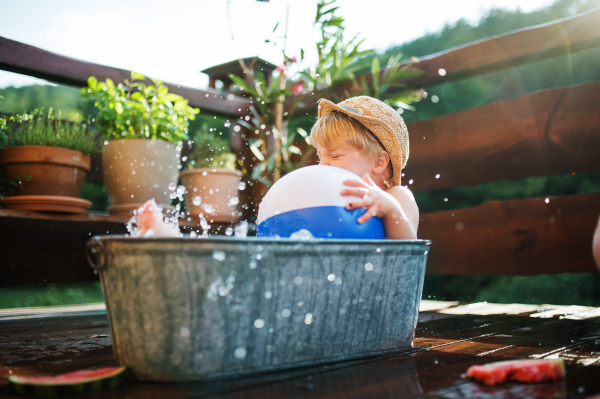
[319,159,330,166]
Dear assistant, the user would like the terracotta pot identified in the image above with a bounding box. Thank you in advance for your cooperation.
[180,168,243,223]
[102,139,181,215]
[0,146,90,197]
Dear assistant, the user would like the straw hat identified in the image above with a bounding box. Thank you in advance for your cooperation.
[317,96,409,188]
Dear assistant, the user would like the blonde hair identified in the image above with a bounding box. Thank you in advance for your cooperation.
[309,111,385,159]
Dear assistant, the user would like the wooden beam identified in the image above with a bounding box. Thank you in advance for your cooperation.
[0,210,127,287]
[0,36,250,116]
[291,7,600,114]
[420,192,600,275]
[403,82,600,192]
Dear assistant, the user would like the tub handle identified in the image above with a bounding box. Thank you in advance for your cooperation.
[86,238,106,270]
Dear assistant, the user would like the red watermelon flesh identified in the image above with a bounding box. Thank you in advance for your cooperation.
[466,359,565,386]
[9,367,126,397]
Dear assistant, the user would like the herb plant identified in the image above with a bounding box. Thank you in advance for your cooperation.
[0,108,100,153]
[187,126,237,171]
[81,72,199,143]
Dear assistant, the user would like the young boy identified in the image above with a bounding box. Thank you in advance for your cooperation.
[309,96,419,239]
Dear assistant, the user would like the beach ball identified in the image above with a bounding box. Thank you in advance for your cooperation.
[257,165,384,239]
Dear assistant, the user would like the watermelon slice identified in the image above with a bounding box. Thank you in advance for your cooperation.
[466,359,565,386]
[8,367,126,397]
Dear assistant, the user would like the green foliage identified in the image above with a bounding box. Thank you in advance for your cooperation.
[0,282,104,309]
[415,170,600,214]
[1,108,100,153]
[80,179,109,212]
[187,126,237,171]
[81,72,199,143]
[0,84,96,121]
[299,0,373,90]
[350,54,425,109]
[0,172,31,198]
[422,273,600,306]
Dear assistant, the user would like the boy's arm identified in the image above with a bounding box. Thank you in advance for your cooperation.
[341,174,419,239]
[384,186,419,240]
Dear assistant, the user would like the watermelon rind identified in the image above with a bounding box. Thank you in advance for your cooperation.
[8,367,126,397]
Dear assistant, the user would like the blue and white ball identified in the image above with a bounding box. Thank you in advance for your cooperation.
[257,165,384,239]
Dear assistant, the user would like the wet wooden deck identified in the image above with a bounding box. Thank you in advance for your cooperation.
[1,301,599,398]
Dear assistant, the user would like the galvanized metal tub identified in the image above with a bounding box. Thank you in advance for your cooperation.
[86,236,430,382]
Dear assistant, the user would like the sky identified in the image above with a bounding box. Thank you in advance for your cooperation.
[0,0,555,89]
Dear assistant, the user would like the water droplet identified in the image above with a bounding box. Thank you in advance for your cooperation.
[176,185,186,195]
[254,319,265,329]
[294,277,303,285]
[238,181,246,191]
[444,198,448,202]
[180,327,190,337]
[228,197,239,206]
[224,122,231,127]
[435,174,440,179]
[281,309,291,317]
[408,179,414,185]
[327,274,335,281]
[304,313,313,325]
[234,347,247,359]
[256,254,262,260]
[267,345,276,352]
[249,260,257,269]
[192,196,202,206]
[376,248,381,253]
[265,291,272,299]
[225,227,233,236]
[202,204,215,214]
[365,263,373,271]
[168,183,177,191]
[431,95,439,103]
[212,250,226,261]
[438,68,446,76]
[375,295,382,301]
[545,197,550,204]
[202,171,208,176]
[334,277,342,285]
[233,125,241,132]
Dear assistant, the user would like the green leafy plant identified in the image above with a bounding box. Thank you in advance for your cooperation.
[226,0,424,187]
[81,72,199,143]
[0,172,31,198]
[187,125,237,171]
[0,108,99,153]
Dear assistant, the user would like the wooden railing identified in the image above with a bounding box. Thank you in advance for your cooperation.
[1,7,599,286]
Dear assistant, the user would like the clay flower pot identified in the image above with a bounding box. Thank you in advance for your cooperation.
[0,145,90,197]
[180,168,243,223]
[102,139,180,218]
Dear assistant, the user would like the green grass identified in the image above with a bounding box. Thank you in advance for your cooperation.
[0,282,104,310]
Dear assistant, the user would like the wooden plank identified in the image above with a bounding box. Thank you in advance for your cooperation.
[403,82,600,192]
[0,36,249,116]
[0,211,127,287]
[290,7,600,114]
[420,192,600,275]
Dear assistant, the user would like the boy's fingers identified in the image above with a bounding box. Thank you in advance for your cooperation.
[363,173,377,187]
[358,205,378,224]
[343,179,368,188]
[346,198,372,210]
[341,188,368,197]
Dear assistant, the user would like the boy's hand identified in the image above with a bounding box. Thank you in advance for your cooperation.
[341,173,400,224]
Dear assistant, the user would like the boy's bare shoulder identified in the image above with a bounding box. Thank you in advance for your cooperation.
[386,185,419,223]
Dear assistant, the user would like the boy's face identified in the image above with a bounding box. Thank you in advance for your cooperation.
[316,144,375,178]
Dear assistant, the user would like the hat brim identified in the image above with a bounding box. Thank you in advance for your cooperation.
[317,98,403,187]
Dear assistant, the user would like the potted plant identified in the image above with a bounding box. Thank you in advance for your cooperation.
[180,126,243,224]
[82,72,199,218]
[0,109,99,213]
